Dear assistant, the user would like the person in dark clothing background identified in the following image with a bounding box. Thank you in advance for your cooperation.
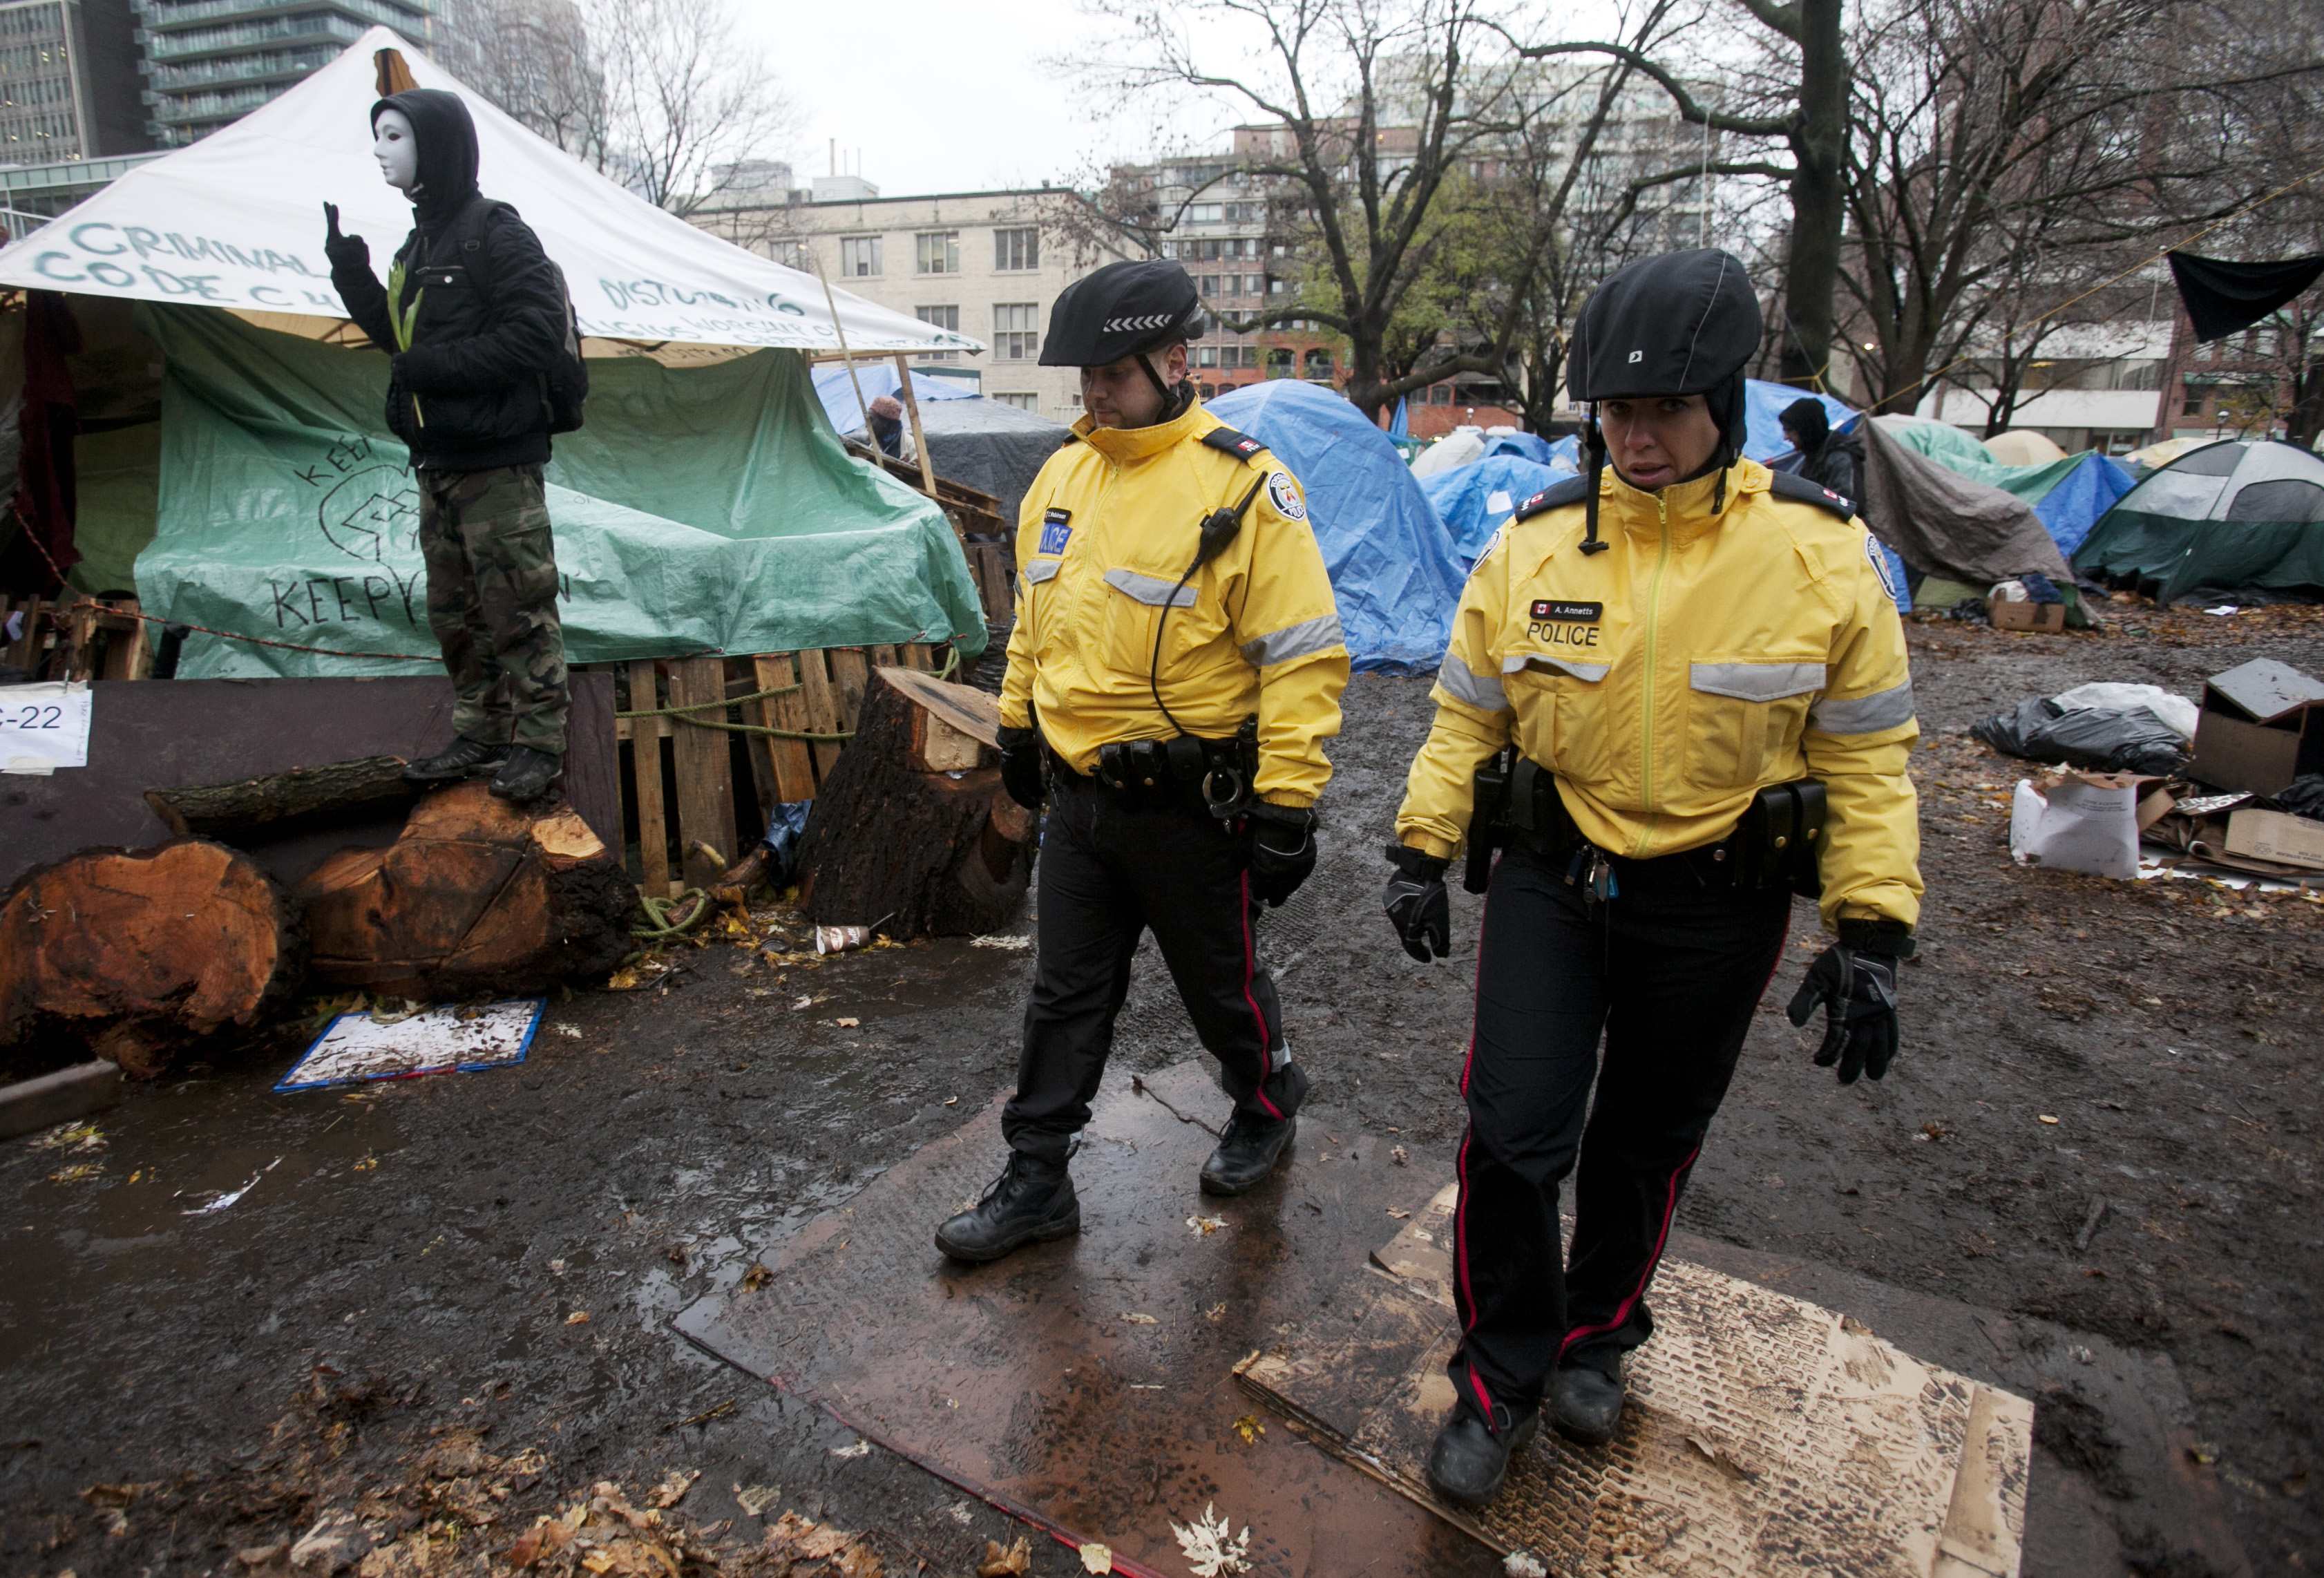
[1780,397,1863,509]
[866,393,908,460]
[324,88,573,803]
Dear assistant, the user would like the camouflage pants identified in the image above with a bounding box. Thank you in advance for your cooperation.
[418,463,568,754]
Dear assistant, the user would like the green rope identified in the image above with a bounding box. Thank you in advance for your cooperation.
[617,681,801,719]
[631,887,713,939]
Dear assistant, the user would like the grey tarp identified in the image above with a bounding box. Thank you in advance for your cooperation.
[1863,415,2072,587]
[915,398,1073,526]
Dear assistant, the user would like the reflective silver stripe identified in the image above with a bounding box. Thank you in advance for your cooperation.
[1241,612,1345,667]
[1436,653,1509,713]
[1021,558,1061,584]
[1503,652,1610,683]
[1103,568,1197,607]
[1810,679,1916,734]
[1690,660,1826,702]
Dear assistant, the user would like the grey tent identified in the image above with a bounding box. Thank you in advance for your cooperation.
[916,399,1074,527]
[1862,415,2073,588]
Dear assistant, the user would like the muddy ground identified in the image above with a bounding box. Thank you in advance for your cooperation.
[5,604,2322,1577]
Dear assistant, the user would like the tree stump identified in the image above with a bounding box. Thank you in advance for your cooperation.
[294,781,638,1001]
[144,754,415,839]
[797,666,1037,936]
[0,840,305,1079]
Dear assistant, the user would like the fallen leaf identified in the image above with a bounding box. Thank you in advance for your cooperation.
[1186,1215,1227,1236]
[1503,1554,1550,1578]
[741,1263,773,1291]
[2038,1114,2061,1125]
[46,1162,102,1184]
[831,1438,870,1458]
[977,1538,1033,1577]
[555,1025,582,1039]
[835,1017,861,1029]
[1205,1302,1227,1322]
[565,1310,591,1325]
[734,1483,782,1517]
[1390,1145,1409,1166]
[1387,1208,1411,1219]
[645,1468,698,1508]
[1232,1413,1266,1444]
[790,995,815,1011]
[32,1121,104,1152]
[352,1154,379,1172]
[1120,1311,1159,1326]
[1170,1501,1253,1577]
[1079,1542,1114,1573]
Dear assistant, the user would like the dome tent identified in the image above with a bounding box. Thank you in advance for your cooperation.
[1420,455,1563,570]
[1208,380,1465,672]
[2074,439,2324,602]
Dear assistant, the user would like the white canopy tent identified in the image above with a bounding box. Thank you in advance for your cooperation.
[0,28,980,360]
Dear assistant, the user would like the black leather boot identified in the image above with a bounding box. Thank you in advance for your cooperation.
[934,1152,1079,1264]
[489,745,564,802]
[1551,1362,1626,1445]
[1425,1403,1540,1508]
[1199,1111,1295,1196]
[403,735,507,784]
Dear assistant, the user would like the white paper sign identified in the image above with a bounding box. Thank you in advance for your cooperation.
[1487,490,1514,515]
[0,681,93,774]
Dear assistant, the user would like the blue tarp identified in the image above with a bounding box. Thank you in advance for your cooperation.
[1420,455,1564,569]
[810,363,982,435]
[1745,380,1856,464]
[1483,430,1556,466]
[1389,397,1410,440]
[1209,380,1466,672]
[2029,453,2139,558]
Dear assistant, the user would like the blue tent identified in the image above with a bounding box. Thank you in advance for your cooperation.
[2032,453,2138,558]
[1483,430,1556,466]
[1420,455,1563,569]
[1745,380,1857,464]
[1209,380,1467,672]
[810,363,982,435]
[1389,397,1411,441]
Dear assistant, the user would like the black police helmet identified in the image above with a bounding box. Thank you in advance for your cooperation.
[1570,247,1761,456]
[1040,259,1208,368]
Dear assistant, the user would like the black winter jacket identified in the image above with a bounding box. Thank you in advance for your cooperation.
[331,90,565,473]
[1799,432,1864,509]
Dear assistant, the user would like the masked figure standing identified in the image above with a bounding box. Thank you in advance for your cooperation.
[934,260,1350,1264]
[325,89,573,802]
[1382,249,1923,1506]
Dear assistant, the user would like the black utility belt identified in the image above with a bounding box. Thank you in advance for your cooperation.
[1466,753,1825,899]
[1052,725,1258,819]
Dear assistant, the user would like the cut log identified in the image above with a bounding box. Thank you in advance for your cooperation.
[796,666,1036,937]
[0,840,305,1079]
[144,754,415,838]
[294,780,638,1000]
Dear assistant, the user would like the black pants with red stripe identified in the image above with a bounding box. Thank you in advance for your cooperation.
[1002,772,1308,1163]
[1448,842,1791,1426]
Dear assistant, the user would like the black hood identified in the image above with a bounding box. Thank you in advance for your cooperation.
[1781,396,1830,450]
[372,88,480,223]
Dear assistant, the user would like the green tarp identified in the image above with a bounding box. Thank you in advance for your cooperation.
[126,305,985,678]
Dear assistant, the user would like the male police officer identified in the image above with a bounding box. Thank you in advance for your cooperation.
[934,260,1351,1263]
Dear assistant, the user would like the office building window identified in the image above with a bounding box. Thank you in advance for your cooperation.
[840,236,882,277]
[917,231,960,274]
[915,305,961,362]
[993,393,1040,410]
[1304,348,1334,378]
[1197,345,1219,367]
[1199,274,1219,297]
[1244,274,1264,296]
[994,227,1039,271]
[771,240,812,271]
[993,303,1039,361]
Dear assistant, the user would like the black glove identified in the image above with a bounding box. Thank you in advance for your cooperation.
[1245,801,1317,907]
[1382,844,1450,962]
[1785,922,1912,1084]
[322,202,369,272]
[996,725,1044,811]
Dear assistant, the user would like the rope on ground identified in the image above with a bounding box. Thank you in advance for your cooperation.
[617,681,802,718]
[631,887,714,940]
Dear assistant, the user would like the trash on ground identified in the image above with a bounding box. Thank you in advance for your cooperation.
[2192,658,2324,795]
[830,1437,870,1458]
[1188,1215,1228,1235]
[2008,772,2164,879]
[2049,682,2199,740]
[1974,696,2190,777]
[276,997,546,1092]
[969,933,1035,949]
[181,1157,280,1215]
[815,924,874,956]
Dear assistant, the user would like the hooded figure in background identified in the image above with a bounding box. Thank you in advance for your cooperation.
[324,87,575,803]
[1780,396,1863,511]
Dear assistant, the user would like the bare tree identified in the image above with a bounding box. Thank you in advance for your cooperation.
[460,0,609,162]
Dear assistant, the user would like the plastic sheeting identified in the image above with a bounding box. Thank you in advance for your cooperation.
[1862,416,2073,590]
[1409,427,1485,478]
[1420,455,1563,569]
[1972,698,2191,777]
[1883,420,2135,558]
[914,397,1073,524]
[1208,379,1465,672]
[810,362,982,437]
[133,305,987,678]
[1745,380,1856,463]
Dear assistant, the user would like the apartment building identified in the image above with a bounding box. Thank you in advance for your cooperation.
[133,0,455,148]
[1914,321,2175,453]
[694,181,1130,424]
[1,0,147,166]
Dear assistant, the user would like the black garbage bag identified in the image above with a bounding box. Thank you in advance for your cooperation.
[1970,699,2191,776]
[2275,774,2324,820]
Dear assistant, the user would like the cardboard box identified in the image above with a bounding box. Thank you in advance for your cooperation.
[2225,807,2324,871]
[1988,594,2065,633]
[2191,658,2324,795]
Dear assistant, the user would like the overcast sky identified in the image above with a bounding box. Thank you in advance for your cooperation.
[736,1,1231,196]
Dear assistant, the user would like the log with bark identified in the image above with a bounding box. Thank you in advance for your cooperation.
[144,754,414,839]
[0,840,305,1078]
[797,665,1037,937]
[294,780,637,1000]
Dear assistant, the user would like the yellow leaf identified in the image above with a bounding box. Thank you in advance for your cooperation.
[566,1310,591,1325]
[1120,1312,1158,1326]
[1079,1542,1114,1573]
[1232,1413,1266,1445]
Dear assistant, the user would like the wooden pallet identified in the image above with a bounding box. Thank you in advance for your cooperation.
[0,594,152,681]
[602,643,951,898]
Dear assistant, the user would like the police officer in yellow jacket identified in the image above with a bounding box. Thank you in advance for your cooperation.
[1382,249,1922,1505]
[934,260,1351,1264]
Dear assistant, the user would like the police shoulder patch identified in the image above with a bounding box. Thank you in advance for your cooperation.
[1511,475,1592,522]
[1766,468,1856,520]
[1199,425,1268,463]
[1865,531,1902,604]
[1266,470,1306,521]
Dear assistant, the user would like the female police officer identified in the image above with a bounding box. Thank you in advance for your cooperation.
[933,259,1350,1264]
[1380,248,1921,1506]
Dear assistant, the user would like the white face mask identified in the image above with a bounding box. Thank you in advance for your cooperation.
[373,108,419,193]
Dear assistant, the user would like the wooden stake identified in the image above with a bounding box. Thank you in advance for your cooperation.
[627,660,672,896]
[891,352,941,500]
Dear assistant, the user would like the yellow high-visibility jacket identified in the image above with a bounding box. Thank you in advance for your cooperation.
[999,398,1351,808]
[1395,457,1923,930]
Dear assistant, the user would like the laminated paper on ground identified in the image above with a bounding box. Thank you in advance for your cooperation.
[1237,1184,2033,1577]
[276,998,545,1092]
